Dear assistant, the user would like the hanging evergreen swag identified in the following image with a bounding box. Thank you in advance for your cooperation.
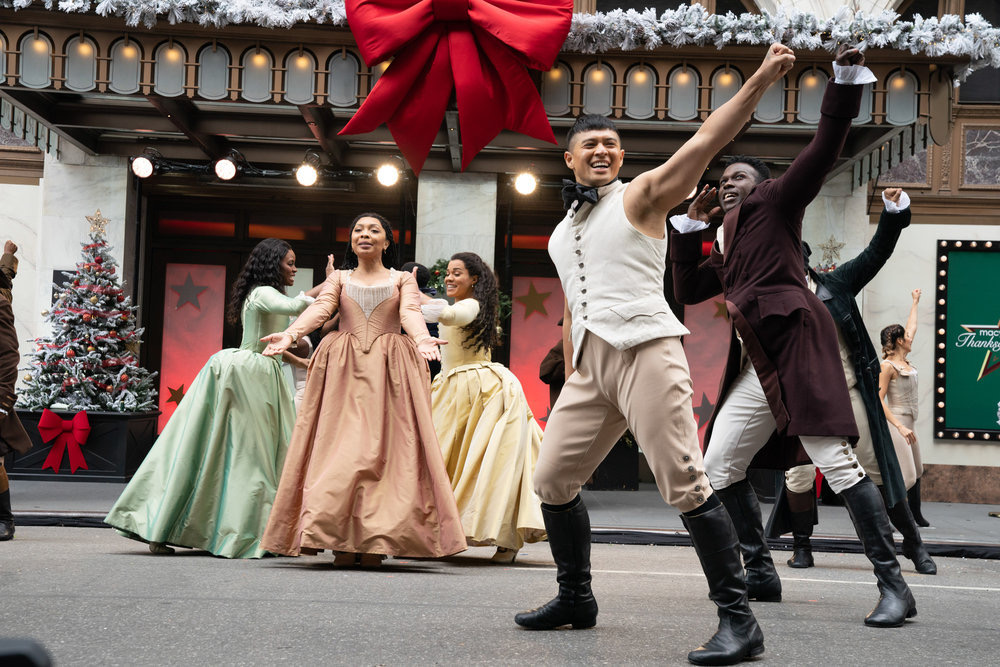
[3,2,998,79]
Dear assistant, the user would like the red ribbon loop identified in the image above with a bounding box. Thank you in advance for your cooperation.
[341,0,573,174]
[37,409,91,474]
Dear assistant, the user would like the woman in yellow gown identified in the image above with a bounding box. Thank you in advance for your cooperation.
[424,252,546,563]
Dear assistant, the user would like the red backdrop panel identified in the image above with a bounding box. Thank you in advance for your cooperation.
[680,298,731,449]
[156,263,227,431]
[509,276,564,430]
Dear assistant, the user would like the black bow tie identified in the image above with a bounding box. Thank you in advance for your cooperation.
[561,179,602,211]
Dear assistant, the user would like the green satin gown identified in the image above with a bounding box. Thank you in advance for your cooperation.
[105,286,311,558]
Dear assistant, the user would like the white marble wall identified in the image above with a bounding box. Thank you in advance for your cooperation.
[414,171,497,268]
[864,222,1000,469]
[5,147,128,389]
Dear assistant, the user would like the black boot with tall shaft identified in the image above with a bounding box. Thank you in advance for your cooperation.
[684,498,765,666]
[786,490,815,569]
[840,477,917,627]
[715,479,782,601]
[882,489,937,575]
[514,495,598,630]
[908,478,931,527]
[0,465,13,542]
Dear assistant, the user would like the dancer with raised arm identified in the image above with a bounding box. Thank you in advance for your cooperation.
[671,45,917,628]
[515,43,795,666]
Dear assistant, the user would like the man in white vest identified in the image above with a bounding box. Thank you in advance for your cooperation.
[514,44,795,666]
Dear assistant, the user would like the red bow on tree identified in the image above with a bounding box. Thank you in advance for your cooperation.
[341,0,573,174]
[38,408,91,474]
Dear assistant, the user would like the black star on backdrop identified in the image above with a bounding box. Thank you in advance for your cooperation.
[171,273,209,310]
[713,300,729,320]
[693,392,715,426]
[541,405,552,423]
[167,384,186,406]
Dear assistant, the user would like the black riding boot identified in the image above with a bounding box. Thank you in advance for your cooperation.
[514,496,598,630]
[908,478,930,527]
[840,477,917,627]
[785,489,815,569]
[0,465,13,542]
[715,479,781,601]
[883,493,937,575]
[683,498,765,666]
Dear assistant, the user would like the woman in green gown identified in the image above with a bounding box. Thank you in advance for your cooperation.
[105,238,325,558]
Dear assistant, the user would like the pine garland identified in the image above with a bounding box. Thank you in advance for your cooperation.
[1,2,998,79]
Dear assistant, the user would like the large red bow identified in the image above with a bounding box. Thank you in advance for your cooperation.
[341,0,573,174]
[38,408,91,474]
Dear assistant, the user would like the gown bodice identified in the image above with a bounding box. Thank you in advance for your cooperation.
[240,286,313,353]
[884,360,919,417]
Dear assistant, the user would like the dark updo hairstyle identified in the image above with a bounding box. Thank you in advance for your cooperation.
[723,154,772,183]
[226,237,292,325]
[880,324,906,359]
[450,252,500,353]
[341,211,397,270]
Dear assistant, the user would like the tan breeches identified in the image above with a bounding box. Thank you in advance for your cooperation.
[534,333,711,514]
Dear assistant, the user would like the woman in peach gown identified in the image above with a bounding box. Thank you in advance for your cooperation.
[260,213,465,566]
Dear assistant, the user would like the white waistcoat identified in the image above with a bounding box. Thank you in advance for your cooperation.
[548,180,689,368]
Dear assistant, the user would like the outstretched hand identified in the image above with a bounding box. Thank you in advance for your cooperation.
[3,240,15,255]
[835,43,865,67]
[261,332,293,357]
[883,188,902,204]
[687,185,722,224]
[325,254,336,277]
[417,337,447,362]
[759,43,795,82]
[911,288,921,302]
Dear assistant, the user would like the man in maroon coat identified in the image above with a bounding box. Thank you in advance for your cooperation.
[671,45,916,629]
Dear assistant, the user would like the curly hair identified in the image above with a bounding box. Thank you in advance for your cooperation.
[723,154,772,182]
[226,238,291,325]
[341,212,398,270]
[880,323,906,358]
[450,252,500,353]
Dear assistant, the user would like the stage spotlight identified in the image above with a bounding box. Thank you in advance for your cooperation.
[376,163,400,187]
[214,155,239,181]
[130,155,155,179]
[296,150,322,187]
[514,172,537,195]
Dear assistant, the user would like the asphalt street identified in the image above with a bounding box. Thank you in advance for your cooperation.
[2,526,998,666]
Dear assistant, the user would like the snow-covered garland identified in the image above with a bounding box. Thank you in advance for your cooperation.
[2,2,998,79]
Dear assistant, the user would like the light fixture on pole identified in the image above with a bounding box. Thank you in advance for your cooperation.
[296,150,322,187]
[214,152,240,181]
[514,172,537,195]
[376,162,400,187]
[130,148,162,179]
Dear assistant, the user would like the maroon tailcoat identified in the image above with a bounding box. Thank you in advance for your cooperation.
[1,295,30,456]
[671,81,862,470]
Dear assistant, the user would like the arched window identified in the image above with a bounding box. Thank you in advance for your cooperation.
[886,70,919,125]
[327,51,360,108]
[710,67,742,110]
[109,40,141,94]
[624,65,656,119]
[753,77,785,123]
[241,49,273,103]
[154,42,187,97]
[64,35,97,92]
[582,63,613,116]
[796,69,829,124]
[667,66,699,121]
[197,44,230,101]
[854,83,873,125]
[284,50,316,104]
[18,32,53,89]
[541,62,571,116]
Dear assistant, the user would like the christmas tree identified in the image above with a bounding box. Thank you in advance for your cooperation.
[18,210,157,412]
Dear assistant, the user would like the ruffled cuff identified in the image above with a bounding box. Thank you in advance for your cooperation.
[882,190,911,213]
[420,298,449,323]
[669,214,710,234]
[832,63,877,85]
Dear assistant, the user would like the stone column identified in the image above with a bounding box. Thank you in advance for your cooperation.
[801,171,869,273]
[414,171,498,268]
